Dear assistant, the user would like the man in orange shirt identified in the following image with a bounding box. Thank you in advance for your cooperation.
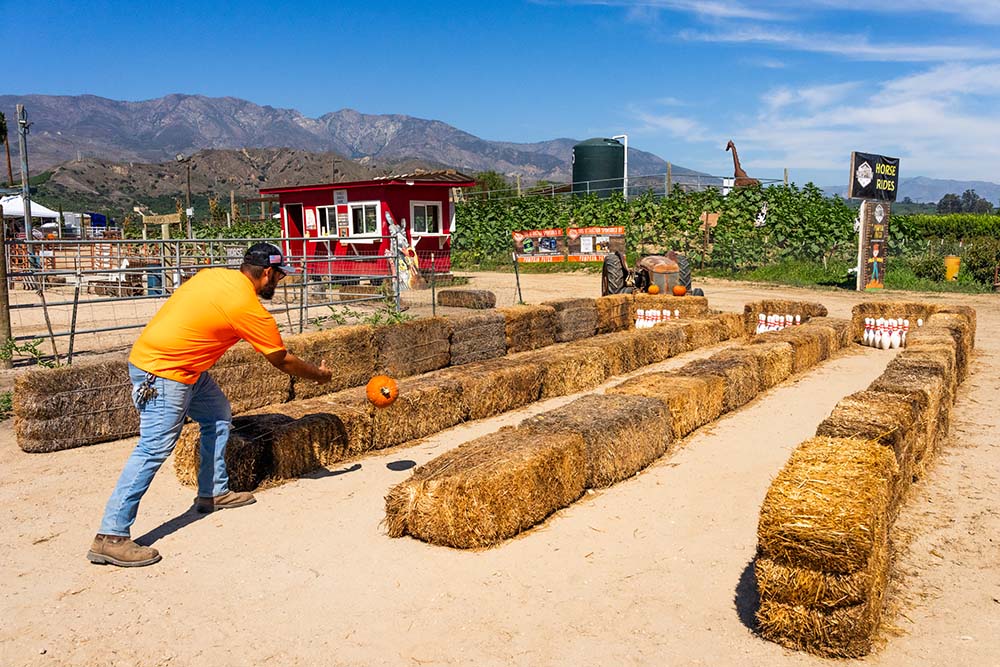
[88,243,332,567]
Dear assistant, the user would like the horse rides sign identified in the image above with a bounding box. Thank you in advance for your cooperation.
[849,151,899,291]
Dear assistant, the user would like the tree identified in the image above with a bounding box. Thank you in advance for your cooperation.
[470,171,512,198]
[960,189,983,213]
[937,193,961,214]
[0,112,12,187]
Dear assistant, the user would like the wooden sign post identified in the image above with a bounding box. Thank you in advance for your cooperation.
[849,151,899,291]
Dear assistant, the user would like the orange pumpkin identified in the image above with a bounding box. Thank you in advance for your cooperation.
[647,284,660,295]
[672,284,687,297]
[366,375,399,408]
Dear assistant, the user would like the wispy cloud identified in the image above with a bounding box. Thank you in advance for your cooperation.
[629,105,709,141]
[544,0,783,21]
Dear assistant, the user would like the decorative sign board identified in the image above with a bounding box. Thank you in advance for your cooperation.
[567,226,625,262]
[849,151,899,202]
[858,200,890,291]
[333,190,348,205]
[512,229,566,263]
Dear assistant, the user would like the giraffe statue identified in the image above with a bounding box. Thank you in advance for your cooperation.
[726,140,760,187]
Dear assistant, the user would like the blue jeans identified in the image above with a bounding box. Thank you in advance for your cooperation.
[98,363,232,536]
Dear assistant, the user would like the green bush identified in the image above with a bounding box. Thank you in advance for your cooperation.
[961,236,1000,285]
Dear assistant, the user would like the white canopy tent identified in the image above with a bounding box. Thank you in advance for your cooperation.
[0,194,60,219]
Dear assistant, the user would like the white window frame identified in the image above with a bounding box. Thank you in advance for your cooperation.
[316,205,337,237]
[410,200,446,236]
[347,201,381,240]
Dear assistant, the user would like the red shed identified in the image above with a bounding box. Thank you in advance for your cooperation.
[260,170,475,278]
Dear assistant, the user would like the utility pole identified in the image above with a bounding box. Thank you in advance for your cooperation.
[784,168,789,186]
[0,203,11,368]
[666,162,672,196]
[16,105,35,270]
[176,154,193,238]
[515,173,522,197]
[613,134,628,200]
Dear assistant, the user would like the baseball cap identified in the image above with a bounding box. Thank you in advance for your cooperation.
[243,242,297,274]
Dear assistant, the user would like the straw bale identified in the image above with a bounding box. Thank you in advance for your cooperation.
[803,317,852,350]
[795,324,838,359]
[497,305,557,353]
[869,363,947,463]
[633,322,688,362]
[212,342,292,414]
[744,300,828,335]
[851,301,937,342]
[436,289,497,309]
[436,358,543,420]
[522,393,671,487]
[359,373,466,450]
[173,414,289,491]
[257,394,374,471]
[714,342,794,390]
[447,311,507,365]
[676,355,762,412]
[285,324,375,399]
[758,437,895,574]
[678,318,723,351]
[373,317,452,377]
[933,304,976,343]
[383,426,588,548]
[924,314,973,378]
[893,345,958,400]
[337,284,383,301]
[573,329,658,377]
[516,345,610,399]
[14,358,139,452]
[630,295,709,321]
[757,595,885,658]
[542,298,599,343]
[755,534,890,609]
[712,312,748,341]
[595,294,632,333]
[609,372,725,439]
[752,329,822,374]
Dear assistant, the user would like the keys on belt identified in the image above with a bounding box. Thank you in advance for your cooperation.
[133,372,159,406]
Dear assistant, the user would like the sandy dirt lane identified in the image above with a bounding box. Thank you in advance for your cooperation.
[0,273,996,667]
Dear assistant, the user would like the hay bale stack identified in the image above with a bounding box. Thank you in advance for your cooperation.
[437,358,543,421]
[714,342,794,390]
[515,345,610,399]
[631,295,709,321]
[285,325,375,399]
[933,304,976,343]
[744,300,828,335]
[804,317,853,350]
[14,358,138,452]
[522,393,671,488]
[756,436,897,658]
[173,414,291,491]
[373,317,451,377]
[497,305,557,353]
[436,289,497,309]
[384,426,588,548]
[678,318,723,351]
[868,358,949,466]
[713,312,748,341]
[447,311,507,366]
[365,374,466,449]
[675,355,762,412]
[573,329,657,377]
[634,322,688,362]
[924,313,973,378]
[850,302,937,342]
[257,394,373,472]
[608,372,725,440]
[595,294,633,333]
[752,328,823,374]
[542,297,598,342]
[212,342,292,414]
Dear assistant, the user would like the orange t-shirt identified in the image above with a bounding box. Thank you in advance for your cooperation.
[129,268,285,384]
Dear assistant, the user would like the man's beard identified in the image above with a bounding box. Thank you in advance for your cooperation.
[259,283,276,300]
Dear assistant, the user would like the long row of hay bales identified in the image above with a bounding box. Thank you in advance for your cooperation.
[173,311,748,492]
[383,311,852,549]
[754,303,976,658]
[742,299,829,336]
[13,294,713,453]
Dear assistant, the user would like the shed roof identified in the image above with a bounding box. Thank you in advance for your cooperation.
[261,169,476,195]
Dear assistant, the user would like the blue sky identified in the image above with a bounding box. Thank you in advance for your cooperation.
[10,0,1000,185]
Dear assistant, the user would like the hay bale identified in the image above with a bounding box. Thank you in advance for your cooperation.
[851,302,937,342]
[712,312,748,341]
[285,324,375,399]
[522,393,671,487]
[595,294,632,333]
[924,314,973,378]
[373,317,451,377]
[447,311,507,366]
[752,328,823,374]
[804,317,852,350]
[258,394,373,471]
[744,300,828,335]
[436,289,497,309]
[933,304,976,344]
[755,536,889,611]
[497,305,557,353]
[714,342,794,390]
[173,414,288,491]
[337,284,384,301]
[675,355,762,412]
[573,329,658,377]
[14,358,138,452]
[542,298,598,342]
[608,372,725,440]
[515,345,610,399]
[212,342,292,414]
[868,361,948,464]
[633,322,688,362]
[631,295,709,322]
[678,318,723,351]
[437,358,543,421]
[758,437,896,574]
[756,594,885,658]
[384,426,588,548]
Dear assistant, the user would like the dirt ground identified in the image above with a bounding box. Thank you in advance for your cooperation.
[0,273,997,667]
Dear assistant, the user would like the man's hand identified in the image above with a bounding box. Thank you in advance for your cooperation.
[316,359,333,384]
[266,350,334,383]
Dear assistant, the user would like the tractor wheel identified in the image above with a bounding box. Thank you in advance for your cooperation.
[602,253,627,296]
[692,287,704,297]
[676,254,693,291]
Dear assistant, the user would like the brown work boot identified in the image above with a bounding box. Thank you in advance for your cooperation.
[195,491,256,514]
[87,534,162,567]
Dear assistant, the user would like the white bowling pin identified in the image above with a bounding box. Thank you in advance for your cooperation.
[890,318,901,349]
[786,314,793,330]
[873,319,883,349]
[862,318,871,346]
[917,318,923,327]
[674,309,680,319]
[635,309,644,329]
[795,314,801,326]
[881,319,892,350]
[902,319,909,346]
[755,314,764,334]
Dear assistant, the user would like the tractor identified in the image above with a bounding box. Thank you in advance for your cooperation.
[601,251,704,297]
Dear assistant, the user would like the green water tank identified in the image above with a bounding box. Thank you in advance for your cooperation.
[572,138,624,198]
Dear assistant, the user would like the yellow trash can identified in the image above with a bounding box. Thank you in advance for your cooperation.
[944,255,961,281]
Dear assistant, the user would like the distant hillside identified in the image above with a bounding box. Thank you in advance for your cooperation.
[823,176,1000,204]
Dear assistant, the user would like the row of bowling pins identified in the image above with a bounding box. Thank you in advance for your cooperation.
[635,309,681,328]
[863,317,921,349]
[755,313,800,334]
